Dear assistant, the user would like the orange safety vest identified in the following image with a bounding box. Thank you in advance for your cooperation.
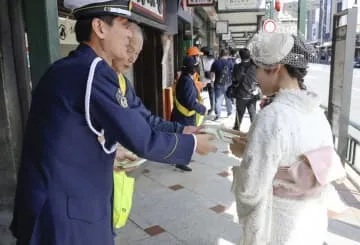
[192,72,204,94]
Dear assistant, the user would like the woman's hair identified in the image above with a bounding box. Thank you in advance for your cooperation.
[284,64,307,90]
[282,36,312,90]
[75,15,116,43]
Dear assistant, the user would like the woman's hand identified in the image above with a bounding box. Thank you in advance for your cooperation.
[221,127,248,139]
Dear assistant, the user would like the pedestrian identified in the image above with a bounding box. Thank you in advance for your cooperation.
[231,32,346,245]
[10,1,215,245]
[171,56,207,171]
[231,48,258,130]
[186,46,204,93]
[113,23,202,170]
[210,49,233,120]
[229,48,241,67]
[200,47,215,115]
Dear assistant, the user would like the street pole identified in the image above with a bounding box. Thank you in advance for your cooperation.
[265,0,275,20]
[297,0,307,37]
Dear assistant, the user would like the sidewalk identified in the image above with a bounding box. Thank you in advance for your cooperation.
[115,96,360,245]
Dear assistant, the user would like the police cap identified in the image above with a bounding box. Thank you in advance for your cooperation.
[64,0,133,20]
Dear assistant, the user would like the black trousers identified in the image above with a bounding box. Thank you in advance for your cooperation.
[206,83,215,111]
[233,98,256,130]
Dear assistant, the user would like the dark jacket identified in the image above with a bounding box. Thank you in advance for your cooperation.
[232,61,257,100]
[171,73,206,126]
[10,44,195,245]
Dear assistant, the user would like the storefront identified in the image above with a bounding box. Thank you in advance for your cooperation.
[57,0,178,116]
[131,0,182,116]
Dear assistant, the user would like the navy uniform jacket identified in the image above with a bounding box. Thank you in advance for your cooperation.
[123,75,184,133]
[171,73,206,126]
[10,44,195,245]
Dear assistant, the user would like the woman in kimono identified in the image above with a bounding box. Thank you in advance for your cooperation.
[231,33,346,245]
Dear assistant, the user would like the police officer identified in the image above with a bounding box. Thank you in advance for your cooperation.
[10,1,215,245]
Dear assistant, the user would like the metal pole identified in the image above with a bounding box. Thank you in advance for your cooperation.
[297,0,307,37]
[327,7,358,161]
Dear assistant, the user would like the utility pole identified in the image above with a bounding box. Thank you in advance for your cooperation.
[297,0,307,37]
[265,0,275,20]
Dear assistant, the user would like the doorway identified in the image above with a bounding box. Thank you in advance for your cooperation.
[133,26,163,116]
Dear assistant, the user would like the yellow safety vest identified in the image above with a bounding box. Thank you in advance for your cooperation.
[112,73,135,229]
[174,77,204,126]
[118,73,126,94]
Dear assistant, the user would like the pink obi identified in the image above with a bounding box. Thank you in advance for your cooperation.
[273,146,346,199]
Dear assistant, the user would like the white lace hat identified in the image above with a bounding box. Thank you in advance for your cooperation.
[248,32,315,69]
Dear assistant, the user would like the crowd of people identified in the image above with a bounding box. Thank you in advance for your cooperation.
[9,1,348,245]
[174,44,262,132]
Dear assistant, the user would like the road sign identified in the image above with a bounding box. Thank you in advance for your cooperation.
[328,8,358,161]
[263,19,277,33]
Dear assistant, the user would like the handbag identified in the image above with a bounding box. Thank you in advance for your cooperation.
[113,171,135,229]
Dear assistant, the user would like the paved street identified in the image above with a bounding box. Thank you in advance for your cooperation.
[306,63,360,127]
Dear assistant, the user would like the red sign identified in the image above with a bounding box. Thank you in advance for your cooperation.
[263,19,277,33]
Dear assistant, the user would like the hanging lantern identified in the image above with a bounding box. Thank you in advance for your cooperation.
[275,0,281,12]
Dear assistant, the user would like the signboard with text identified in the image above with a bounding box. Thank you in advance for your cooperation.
[132,0,165,22]
[216,21,229,34]
[327,8,357,161]
[187,0,214,6]
[217,0,265,11]
[58,17,77,45]
[222,33,231,41]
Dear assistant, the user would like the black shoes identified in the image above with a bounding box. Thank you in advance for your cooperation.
[175,164,192,172]
[207,109,213,115]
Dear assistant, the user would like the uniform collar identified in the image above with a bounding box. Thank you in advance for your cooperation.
[70,43,101,62]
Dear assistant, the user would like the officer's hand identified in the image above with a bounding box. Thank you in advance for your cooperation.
[183,125,205,134]
[114,166,138,173]
[115,145,138,162]
[195,134,217,155]
[229,137,247,158]
[113,146,139,172]
[183,126,198,134]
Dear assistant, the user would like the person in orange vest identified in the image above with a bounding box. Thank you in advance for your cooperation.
[186,46,205,93]
[171,56,207,171]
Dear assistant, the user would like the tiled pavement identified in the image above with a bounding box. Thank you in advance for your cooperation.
[115,98,360,245]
